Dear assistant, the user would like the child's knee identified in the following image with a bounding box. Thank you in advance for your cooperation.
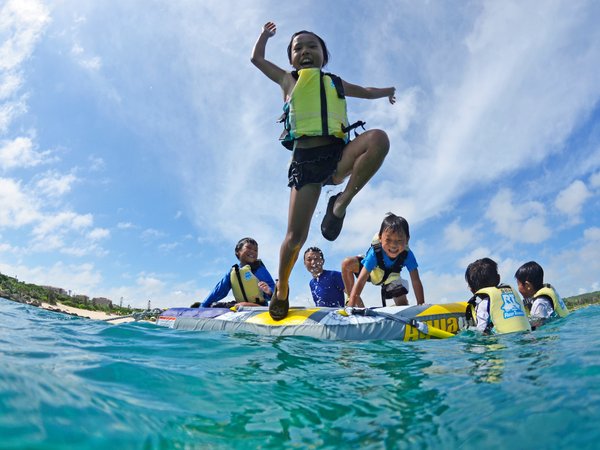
[393,295,408,306]
[341,256,359,273]
[368,129,390,150]
[284,231,307,251]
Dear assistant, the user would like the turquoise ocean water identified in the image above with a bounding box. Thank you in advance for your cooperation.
[1,297,599,449]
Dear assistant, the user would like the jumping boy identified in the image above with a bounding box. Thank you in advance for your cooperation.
[251,22,396,319]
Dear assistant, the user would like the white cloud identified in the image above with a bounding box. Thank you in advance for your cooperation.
[0,177,39,227]
[0,73,22,100]
[117,222,134,229]
[0,261,102,295]
[159,242,179,252]
[0,0,50,71]
[32,211,93,240]
[545,230,600,296]
[71,43,83,56]
[0,0,50,131]
[137,275,164,290]
[141,228,166,240]
[61,242,107,258]
[0,100,27,134]
[554,180,591,220]
[420,271,468,304]
[101,276,203,309]
[458,246,495,271]
[485,188,550,243]
[35,170,77,197]
[583,227,600,241]
[497,256,523,286]
[393,1,600,223]
[79,55,101,71]
[88,227,109,240]
[0,241,16,253]
[443,219,477,251]
[88,155,105,172]
[0,137,50,170]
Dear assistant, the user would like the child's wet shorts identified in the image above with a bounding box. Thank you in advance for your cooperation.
[288,140,345,190]
[356,256,409,296]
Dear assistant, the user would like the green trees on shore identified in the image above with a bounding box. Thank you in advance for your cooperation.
[564,291,600,309]
[0,272,137,315]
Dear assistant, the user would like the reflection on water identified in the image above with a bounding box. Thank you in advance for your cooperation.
[463,336,506,384]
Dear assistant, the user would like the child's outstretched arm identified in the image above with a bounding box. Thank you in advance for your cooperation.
[342,81,396,104]
[347,267,370,308]
[409,269,425,305]
[251,22,287,86]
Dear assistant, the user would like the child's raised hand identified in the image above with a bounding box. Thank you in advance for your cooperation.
[388,87,396,105]
[262,22,276,37]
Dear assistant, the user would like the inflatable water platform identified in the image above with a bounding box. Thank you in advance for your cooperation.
[156,302,468,341]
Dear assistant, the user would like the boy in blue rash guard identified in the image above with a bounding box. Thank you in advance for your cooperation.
[342,213,425,308]
[198,238,275,308]
[303,247,345,307]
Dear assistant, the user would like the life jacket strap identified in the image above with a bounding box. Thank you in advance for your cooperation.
[342,120,366,140]
[467,293,493,333]
[373,243,407,285]
[319,72,329,138]
[232,264,249,303]
[277,70,364,149]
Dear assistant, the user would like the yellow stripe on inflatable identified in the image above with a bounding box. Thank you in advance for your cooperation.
[246,308,321,326]
[415,302,468,317]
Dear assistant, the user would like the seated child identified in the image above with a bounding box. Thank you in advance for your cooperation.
[303,246,345,307]
[514,261,569,328]
[198,237,275,308]
[342,213,425,307]
[465,258,530,334]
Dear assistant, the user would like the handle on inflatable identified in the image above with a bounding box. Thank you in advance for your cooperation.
[340,307,455,339]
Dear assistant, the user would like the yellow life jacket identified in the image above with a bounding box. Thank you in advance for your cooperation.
[367,235,408,287]
[474,285,531,334]
[534,284,569,318]
[230,263,265,305]
[281,68,349,147]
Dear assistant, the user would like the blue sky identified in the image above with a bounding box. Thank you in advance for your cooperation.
[1,0,599,309]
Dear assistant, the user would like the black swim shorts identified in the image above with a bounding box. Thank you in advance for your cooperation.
[288,140,345,190]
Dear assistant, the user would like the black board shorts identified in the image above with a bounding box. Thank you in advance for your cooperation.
[288,140,345,190]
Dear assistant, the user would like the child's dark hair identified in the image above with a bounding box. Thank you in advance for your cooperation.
[287,31,330,66]
[304,246,324,259]
[234,237,258,259]
[465,258,500,292]
[514,261,544,291]
[378,213,410,239]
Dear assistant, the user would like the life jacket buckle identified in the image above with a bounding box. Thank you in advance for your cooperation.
[342,120,366,140]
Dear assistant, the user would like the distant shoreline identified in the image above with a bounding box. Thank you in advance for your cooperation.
[39,301,135,324]
[1,272,140,319]
[1,296,136,324]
